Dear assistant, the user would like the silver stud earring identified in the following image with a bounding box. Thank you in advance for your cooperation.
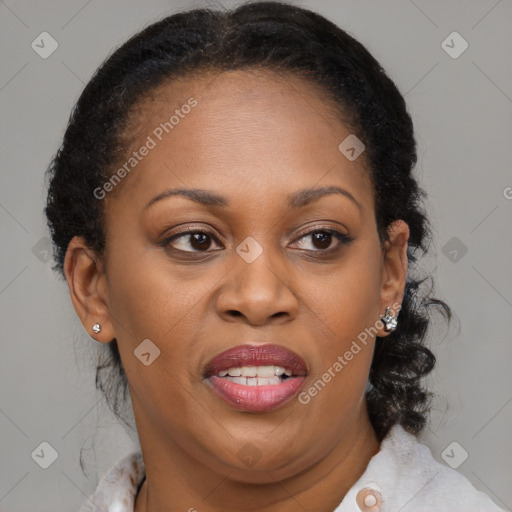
[381,307,398,332]
[92,323,101,334]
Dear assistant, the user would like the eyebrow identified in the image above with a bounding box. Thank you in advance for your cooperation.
[144,185,362,211]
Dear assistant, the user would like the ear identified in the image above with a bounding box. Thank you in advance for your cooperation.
[377,219,409,337]
[63,236,114,343]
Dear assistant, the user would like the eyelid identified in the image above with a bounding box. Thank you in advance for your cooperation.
[160,223,223,242]
[289,226,354,252]
[160,226,223,250]
[291,223,350,241]
[161,223,353,254]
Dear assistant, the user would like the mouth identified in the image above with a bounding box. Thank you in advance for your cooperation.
[203,343,307,412]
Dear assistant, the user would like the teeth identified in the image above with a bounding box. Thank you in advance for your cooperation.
[216,365,295,384]
[256,365,276,377]
[223,375,285,386]
[220,365,291,378]
[240,367,257,377]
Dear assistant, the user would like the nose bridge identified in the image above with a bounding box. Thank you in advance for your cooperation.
[238,239,282,292]
[216,235,298,324]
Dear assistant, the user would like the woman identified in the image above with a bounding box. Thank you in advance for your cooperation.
[44,2,504,511]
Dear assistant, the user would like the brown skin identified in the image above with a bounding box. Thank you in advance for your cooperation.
[64,70,409,511]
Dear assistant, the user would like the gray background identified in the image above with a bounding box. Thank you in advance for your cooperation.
[1,0,511,510]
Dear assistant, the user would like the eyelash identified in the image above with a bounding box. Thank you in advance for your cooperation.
[160,226,354,256]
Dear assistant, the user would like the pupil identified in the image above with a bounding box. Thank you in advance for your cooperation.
[191,233,211,251]
[313,231,331,250]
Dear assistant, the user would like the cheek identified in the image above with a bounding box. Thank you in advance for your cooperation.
[105,253,211,426]
[104,244,231,398]
[302,242,383,346]
[105,241,207,340]
[297,243,382,404]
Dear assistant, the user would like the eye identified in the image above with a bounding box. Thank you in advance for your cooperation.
[290,228,353,253]
[162,229,223,253]
[160,226,353,255]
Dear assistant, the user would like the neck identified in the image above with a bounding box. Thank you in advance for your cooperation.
[134,409,380,512]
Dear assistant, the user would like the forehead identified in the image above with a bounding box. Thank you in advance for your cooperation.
[107,68,373,214]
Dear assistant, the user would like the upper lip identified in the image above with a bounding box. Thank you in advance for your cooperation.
[204,343,308,377]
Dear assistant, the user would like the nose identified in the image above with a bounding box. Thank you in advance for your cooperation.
[215,246,299,326]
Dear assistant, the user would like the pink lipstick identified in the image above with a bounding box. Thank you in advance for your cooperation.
[204,344,307,412]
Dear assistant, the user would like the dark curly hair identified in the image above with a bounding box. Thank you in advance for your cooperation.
[45,0,451,442]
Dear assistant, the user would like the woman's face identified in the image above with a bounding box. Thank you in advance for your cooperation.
[67,69,408,483]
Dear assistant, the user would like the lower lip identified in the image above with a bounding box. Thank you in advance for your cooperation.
[207,376,306,412]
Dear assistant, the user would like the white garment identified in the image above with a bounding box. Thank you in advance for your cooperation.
[77,424,505,512]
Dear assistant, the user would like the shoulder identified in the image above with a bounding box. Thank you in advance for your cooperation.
[77,451,145,512]
[336,424,505,512]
